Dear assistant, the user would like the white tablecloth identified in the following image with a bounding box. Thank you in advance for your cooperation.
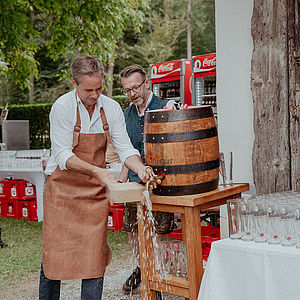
[198,238,300,300]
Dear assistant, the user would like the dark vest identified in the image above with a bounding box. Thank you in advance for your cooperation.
[124,95,168,182]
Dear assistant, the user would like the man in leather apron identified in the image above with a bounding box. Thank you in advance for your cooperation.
[118,65,175,294]
[39,55,151,300]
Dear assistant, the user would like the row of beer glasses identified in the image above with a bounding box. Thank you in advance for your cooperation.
[227,191,300,247]
[154,239,188,278]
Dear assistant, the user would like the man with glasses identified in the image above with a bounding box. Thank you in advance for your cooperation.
[118,64,175,294]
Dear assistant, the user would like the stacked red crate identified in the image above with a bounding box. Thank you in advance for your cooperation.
[0,181,8,217]
[107,203,125,231]
[0,179,37,221]
[166,223,221,261]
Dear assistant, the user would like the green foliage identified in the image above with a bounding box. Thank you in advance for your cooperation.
[114,0,216,89]
[0,0,215,102]
[2,95,130,149]
[116,0,187,72]
[173,0,216,58]
[0,0,149,89]
[112,95,130,111]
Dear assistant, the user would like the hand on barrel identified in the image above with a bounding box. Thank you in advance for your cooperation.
[164,103,189,110]
[144,166,165,190]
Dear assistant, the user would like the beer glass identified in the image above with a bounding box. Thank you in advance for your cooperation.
[227,199,242,239]
[219,152,233,186]
[267,201,282,245]
[240,199,255,241]
[280,201,296,246]
[294,203,300,249]
[253,199,268,243]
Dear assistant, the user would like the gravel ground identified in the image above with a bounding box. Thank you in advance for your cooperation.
[0,246,184,300]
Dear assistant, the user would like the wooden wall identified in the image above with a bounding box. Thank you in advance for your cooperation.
[251,0,299,193]
[288,0,300,192]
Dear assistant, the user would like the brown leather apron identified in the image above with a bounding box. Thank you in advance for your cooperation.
[42,105,112,280]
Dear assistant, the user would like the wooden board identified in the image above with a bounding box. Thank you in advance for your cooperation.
[107,182,146,204]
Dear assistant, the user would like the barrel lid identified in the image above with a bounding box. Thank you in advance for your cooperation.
[144,105,213,123]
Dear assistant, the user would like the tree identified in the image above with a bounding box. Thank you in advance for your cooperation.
[0,0,149,90]
[113,0,215,95]
[172,0,215,59]
[122,0,188,67]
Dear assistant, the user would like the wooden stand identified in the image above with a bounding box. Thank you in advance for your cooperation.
[137,183,249,300]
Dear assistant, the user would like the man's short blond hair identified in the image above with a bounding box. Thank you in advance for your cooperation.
[71,55,104,84]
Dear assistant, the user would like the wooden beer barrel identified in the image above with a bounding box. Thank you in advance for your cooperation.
[144,106,219,196]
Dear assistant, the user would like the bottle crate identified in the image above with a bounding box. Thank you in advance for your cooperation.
[4,199,18,218]
[5,179,36,200]
[107,207,125,231]
[0,198,7,217]
[16,199,38,221]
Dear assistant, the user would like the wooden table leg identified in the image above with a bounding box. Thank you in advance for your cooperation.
[138,202,157,300]
[184,206,203,300]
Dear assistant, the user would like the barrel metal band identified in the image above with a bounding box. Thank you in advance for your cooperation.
[145,106,213,123]
[144,127,217,143]
[152,179,219,196]
[150,159,219,175]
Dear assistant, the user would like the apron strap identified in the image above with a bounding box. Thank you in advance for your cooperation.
[100,107,113,145]
[72,102,113,147]
[72,106,81,148]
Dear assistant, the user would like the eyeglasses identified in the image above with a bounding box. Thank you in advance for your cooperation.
[122,79,145,96]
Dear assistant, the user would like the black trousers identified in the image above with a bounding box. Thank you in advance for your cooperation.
[39,264,104,300]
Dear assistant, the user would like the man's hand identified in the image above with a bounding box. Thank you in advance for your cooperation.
[94,167,118,187]
[136,165,150,183]
[66,155,117,187]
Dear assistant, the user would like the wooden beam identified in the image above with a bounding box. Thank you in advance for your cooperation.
[288,0,300,191]
[251,0,291,193]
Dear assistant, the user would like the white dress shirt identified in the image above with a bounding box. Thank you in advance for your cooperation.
[45,89,140,175]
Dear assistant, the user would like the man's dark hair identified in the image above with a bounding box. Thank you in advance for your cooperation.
[119,64,147,81]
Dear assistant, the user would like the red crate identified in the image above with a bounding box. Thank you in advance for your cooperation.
[167,225,220,261]
[0,198,7,217]
[0,181,8,199]
[166,227,183,239]
[4,199,18,218]
[16,199,38,221]
[19,181,36,199]
[5,179,36,200]
[202,224,221,239]
[167,224,220,240]
[109,202,125,209]
[107,207,124,231]
[202,236,219,261]
[5,179,21,199]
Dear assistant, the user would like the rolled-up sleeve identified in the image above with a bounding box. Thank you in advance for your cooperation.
[49,102,75,170]
[109,104,140,163]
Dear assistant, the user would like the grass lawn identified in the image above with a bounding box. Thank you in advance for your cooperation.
[0,217,129,285]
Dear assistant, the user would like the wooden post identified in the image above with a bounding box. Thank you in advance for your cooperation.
[251,0,291,194]
[287,0,300,192]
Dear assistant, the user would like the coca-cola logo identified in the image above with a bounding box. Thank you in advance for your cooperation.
[203,57,216,67]
[195,60,201,69]
[158,63,175,73]
[194,56,216,71]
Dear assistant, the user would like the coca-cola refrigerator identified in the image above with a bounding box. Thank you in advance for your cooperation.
[192,53,217,114]
[149,59,192,106]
